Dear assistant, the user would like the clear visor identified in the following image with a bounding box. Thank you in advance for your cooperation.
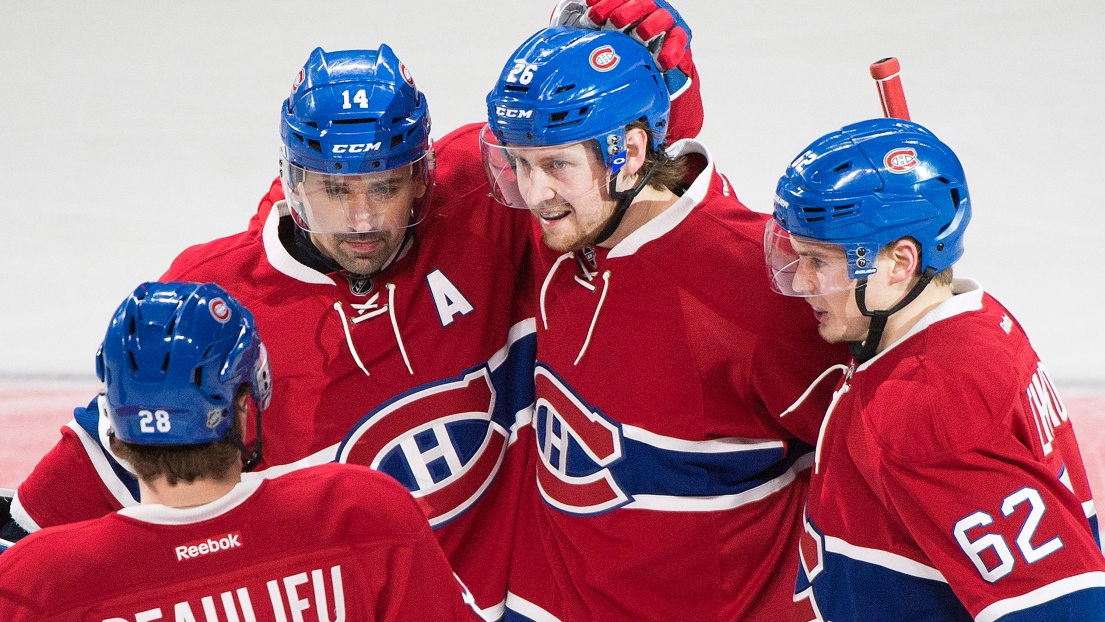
[479,125,615,210]
[280,154,431,235]
[764,219,857,297]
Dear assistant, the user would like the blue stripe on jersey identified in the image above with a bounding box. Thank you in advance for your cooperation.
[799,516,972,621]
[1090,513,1101,551]
[74,397,140,501]
[611,437,809,498]
[807,546,972,621]
[488,331,537,431]
[988,587,1105,621]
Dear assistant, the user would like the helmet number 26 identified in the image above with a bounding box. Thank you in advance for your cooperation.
[342,89,370,110]
[139,409,173,433]
[506,62,537,85]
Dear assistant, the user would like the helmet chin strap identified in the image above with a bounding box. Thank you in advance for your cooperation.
[592,164,659,246]
[849,267,937,363]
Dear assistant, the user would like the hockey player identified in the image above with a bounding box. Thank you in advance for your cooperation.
[481,26,850,621]
[765,117,1105,621]
[4,44,534,620]
[2,3,704,618]
[0,281,477,621]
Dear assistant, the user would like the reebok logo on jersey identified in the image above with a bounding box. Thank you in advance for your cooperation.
[176,532,242,561]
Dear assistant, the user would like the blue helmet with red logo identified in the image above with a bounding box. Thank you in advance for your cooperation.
[485,26,670,171]
[280,46,431,175]
[772,117,971,279]
[96,282,272,450]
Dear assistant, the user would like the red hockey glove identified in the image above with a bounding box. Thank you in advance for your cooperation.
[551,0,694,98]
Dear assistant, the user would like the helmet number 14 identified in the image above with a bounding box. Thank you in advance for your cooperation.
[342,89,370,110]
[506,62,537,85]
[139,409,173,433]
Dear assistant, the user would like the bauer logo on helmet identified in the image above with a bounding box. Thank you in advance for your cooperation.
[884,147,919,174]
[589,45,620,72]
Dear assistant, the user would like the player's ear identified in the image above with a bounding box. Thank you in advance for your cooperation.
[620,127,650,180]
[233,386,251,438]
[885,238,921,285]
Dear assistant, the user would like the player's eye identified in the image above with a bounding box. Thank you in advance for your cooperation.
[370,181,394,196]
[323,182,350,197]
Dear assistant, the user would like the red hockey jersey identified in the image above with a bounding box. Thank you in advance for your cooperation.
[794,281,1105,621]
[504,139,850,621]
[0,463,478,621]
[13,124,537,619]
[10,58,708,619]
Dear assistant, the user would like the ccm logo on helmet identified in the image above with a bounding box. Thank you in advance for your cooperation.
[496,106,533,119]
[176,532,242,561]
[209,298,232,323]
[884,147,919,174]
[333,143,382,154]
[589,45,620,72]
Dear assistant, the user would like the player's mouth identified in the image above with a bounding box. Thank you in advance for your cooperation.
[339,235,387,254]
[808,304,829,324]
[533,207,572,226]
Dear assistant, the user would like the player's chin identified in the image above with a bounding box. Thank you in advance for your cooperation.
[543,226,596,253]
[334,247,392,274]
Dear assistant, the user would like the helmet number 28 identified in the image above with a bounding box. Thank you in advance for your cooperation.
[506,62,537,85]
[342,89,370,110]
[139,409,173,433]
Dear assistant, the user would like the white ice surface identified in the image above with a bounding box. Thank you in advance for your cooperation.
[1,1,1102,383]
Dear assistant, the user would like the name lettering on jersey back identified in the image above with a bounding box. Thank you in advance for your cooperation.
[102,564,345,622]
[426,269,474,327]
[175,532,242,561]
[1025,362,1068,456]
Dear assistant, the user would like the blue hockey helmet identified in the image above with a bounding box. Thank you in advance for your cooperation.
[280,46,434,234]
[766,117,971,296]
[482,27,671,209]
[96,282,272,447]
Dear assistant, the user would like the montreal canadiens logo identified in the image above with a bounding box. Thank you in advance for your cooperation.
[589,45,620,72]
[290,68,305,93]
[533,365,629,515]
[884,147,919,174]
[335,367,506,527]
[400,63,415,87]
[208,298,232,323]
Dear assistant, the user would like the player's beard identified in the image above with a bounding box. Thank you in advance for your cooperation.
[310,229,404,276]
[532,196,615,253]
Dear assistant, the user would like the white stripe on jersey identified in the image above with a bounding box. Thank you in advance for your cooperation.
[823,534,946,582]
[975,571,1105,622]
